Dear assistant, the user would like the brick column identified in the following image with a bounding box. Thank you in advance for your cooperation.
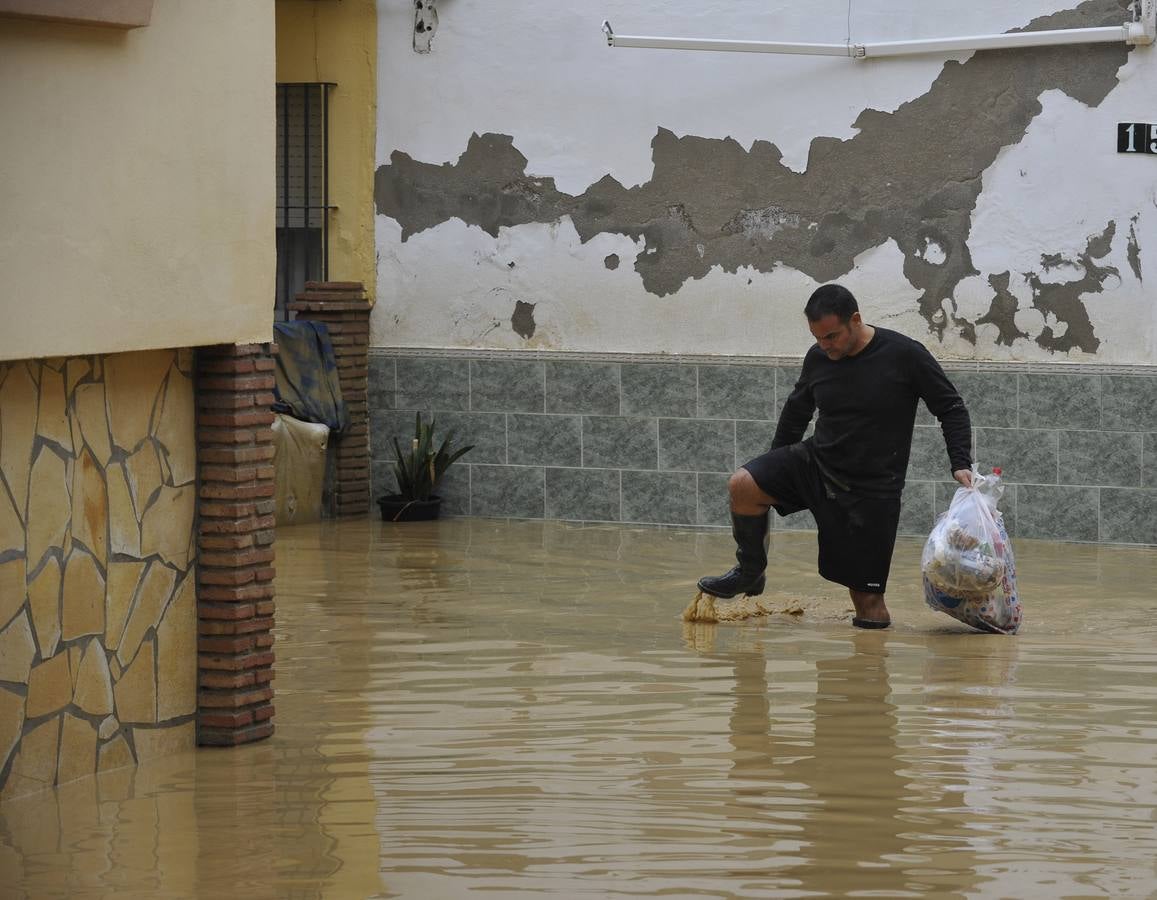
[289,281,371,517]
[194,343,277,746]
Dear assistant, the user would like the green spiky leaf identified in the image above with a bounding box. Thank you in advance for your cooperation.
[387,413,474,501]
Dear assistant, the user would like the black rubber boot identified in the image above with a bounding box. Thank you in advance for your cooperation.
[698,512,770,598]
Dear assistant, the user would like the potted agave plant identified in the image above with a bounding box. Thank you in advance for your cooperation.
[378,413,474,522]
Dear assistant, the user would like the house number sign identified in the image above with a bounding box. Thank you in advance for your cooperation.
[1118,123,1157,154]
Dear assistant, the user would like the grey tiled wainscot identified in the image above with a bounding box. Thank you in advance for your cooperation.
[370,350,1157,546]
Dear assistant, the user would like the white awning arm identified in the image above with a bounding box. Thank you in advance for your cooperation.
[601,2,1155,60]
[601,23,859,58]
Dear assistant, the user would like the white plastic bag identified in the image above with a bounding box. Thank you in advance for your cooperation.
[922,468,1022,635]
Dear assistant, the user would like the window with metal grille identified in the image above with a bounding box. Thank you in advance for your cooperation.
[275,82,335,319]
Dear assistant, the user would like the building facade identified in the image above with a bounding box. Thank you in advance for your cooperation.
[1,0,277,799]
[368,0,1157,545]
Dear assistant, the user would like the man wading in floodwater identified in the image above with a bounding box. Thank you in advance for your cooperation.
[698,283,973,628]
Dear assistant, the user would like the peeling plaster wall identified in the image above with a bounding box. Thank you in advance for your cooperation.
[0,0,275,361]
[373,0,1156,364]
[0,351,196,801]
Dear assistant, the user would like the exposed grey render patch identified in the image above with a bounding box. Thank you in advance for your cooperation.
[721,206,802,241]
[1127,214,1142,282]
[1040,252,1076,272]
[376,133,569,240]
[604,254,620,270]
[376,1,1130,346]
[1025,222,1119,353]
[977,272,1031,347]
[511,300,537,339]
[413,0,438,53]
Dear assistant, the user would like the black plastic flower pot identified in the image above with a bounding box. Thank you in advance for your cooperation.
[377,494,442,522]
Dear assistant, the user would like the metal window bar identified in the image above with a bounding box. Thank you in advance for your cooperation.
[275,82,337,320]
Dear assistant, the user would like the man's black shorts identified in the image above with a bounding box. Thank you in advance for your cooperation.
[742,443,902,594]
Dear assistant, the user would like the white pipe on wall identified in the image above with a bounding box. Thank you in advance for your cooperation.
[604,31,858,58]
[862,26,1137,58]
[602,2,1156,60]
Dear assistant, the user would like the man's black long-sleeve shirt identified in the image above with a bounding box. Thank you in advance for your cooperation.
[771,327,972,498]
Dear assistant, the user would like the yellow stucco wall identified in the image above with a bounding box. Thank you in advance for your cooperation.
[275,0,377,302]
[0,350,197,801]
[0,1,276,362]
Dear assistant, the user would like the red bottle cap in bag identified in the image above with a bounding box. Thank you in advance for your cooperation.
[992,467,1002,476]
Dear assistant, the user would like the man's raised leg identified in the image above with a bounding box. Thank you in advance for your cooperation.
[698,469,777,599]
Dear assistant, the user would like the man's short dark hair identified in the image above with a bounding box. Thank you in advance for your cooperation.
[805,284,859,323]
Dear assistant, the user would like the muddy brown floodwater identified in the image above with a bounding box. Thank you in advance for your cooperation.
[3,518,1157,898]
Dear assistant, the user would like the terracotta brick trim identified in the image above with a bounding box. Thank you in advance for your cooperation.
[289,282,371,517]
[195,343,277,746]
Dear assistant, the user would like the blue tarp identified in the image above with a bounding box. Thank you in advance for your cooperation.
[272,321,349,433]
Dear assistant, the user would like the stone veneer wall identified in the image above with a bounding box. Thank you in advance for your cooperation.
[1,351,197,801]
[369,349,1157,546]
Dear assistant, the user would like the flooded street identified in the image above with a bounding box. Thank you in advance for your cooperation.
[3,518,1157,898]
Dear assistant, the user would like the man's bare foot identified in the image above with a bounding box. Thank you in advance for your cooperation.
[850,589,890,628]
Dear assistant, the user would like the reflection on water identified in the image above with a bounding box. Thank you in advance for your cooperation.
[720,636,914,894]
[3,519,1157,897]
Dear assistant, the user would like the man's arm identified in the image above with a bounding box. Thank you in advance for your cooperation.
[770,363,816,450]
[909,344,972,480]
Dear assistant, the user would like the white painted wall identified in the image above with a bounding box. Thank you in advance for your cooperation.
[374,0,1156,363]
[0,0,275,361]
